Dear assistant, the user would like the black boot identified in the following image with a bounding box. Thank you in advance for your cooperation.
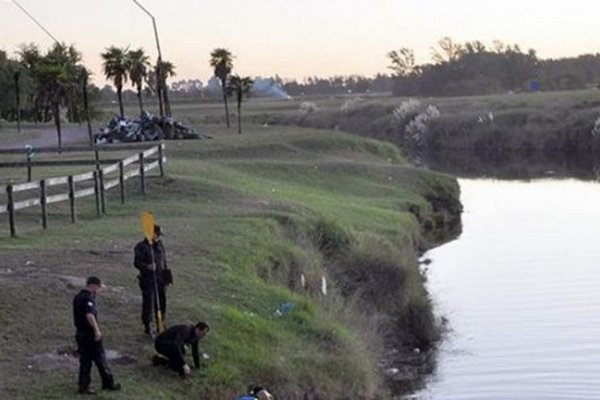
[102,382,121,391]
[152,354,169,366]
[78,387,97,395]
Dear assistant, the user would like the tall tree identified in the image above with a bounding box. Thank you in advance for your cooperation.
[227,74,253,134]
[209,48,234,128]
[158,60,176,117]
[38,43,83,150]
[101,46,129,118]
[128,48,150,114]
[17,44,42,121]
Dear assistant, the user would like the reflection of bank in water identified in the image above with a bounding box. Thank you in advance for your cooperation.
[422,149,600,181]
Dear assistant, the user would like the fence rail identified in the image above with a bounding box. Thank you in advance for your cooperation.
[0,142,164,182]
[0,143,166,237]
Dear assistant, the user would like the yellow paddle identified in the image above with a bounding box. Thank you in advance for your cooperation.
[140,211,165,334]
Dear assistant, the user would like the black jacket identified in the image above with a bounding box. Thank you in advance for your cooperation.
[156,324,200,368]
[73,289,97,340]
[134,239,168,281]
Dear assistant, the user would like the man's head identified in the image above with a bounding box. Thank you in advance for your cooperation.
[86,276,105,294]
[250,387,274,400]
[153,225,162,241]
[194,321,210,339]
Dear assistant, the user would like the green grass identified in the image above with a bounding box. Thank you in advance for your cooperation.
[213,89,600,155]
[0,123,459,399]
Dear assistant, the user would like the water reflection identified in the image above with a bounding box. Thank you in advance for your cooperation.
[422,150,600,180]
[416,178,600,400]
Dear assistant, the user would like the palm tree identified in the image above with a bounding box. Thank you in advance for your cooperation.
[227,75,253,134]
[128,48,150,114]
[209,48,234,128]
[158,60,176,117]
[101,46,129,118]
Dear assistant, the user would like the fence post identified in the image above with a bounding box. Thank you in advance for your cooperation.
[93,170,101,217]
[99,169,106,215]
[158,143,164,177]
[68,175,76,223]
[139,152,146,195]
[6,185,15,237]
[27,154,32,182]
[119,161,125,204]
[94,148,100,171]
[40,179,48,229]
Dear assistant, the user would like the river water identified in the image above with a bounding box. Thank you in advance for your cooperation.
[416,178,600,400]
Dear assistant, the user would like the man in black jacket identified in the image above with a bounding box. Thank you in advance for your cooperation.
[152,322,210,378]
[134,225,172,335]
[73,276,121,395]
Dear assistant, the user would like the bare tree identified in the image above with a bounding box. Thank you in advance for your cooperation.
[387,48,416,77]
[431,37,463,64]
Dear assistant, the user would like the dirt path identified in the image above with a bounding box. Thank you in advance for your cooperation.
[1,126,90,149]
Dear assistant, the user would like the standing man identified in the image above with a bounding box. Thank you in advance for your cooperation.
[134,224,172,335]
[72,276,121,395]
[152,322,210,378]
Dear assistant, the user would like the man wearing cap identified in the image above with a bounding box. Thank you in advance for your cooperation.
[134,224,172,335]
[72,276,121,395]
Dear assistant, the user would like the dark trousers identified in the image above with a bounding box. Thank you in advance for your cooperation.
[77,337,114,390]
[155,338,184,375]
[139,274,166,327]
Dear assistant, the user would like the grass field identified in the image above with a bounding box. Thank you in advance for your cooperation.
[0,123,460,399]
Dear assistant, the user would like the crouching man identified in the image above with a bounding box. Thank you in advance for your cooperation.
[152,321,210,378]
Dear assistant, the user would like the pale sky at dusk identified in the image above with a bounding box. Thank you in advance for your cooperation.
[1,0,600,86]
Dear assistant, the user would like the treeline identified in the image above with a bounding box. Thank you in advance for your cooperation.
[94,74,394,102]
[389,37,600,96]
[0,43,99,123]
[280,74,393,96]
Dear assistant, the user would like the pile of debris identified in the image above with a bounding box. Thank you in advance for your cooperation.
[94,112,208,144]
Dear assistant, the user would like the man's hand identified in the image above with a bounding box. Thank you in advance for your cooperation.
[182,364,191,377]
[94,330,102,342]
[147,263,156,271]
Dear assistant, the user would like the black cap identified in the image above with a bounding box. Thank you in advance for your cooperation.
[86,276,105,287]
[250,387,264,395]
[154,225,164,236]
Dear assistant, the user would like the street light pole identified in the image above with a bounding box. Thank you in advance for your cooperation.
[131,0,162,60]
[131,0,165,117]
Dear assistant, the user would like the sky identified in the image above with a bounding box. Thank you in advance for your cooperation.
[1,0,600,86]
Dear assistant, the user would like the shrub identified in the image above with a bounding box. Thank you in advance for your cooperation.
[311,217,352,258]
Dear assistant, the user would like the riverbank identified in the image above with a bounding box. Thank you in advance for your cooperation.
[237,89,600,157]
[0,124,460,399]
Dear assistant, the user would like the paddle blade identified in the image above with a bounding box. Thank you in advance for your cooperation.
[156,311,165,334]
[140,211,155,241]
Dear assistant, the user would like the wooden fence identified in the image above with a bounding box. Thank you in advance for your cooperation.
[0,143,166,237]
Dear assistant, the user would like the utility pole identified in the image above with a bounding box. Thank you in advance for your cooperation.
[131,0,166,117]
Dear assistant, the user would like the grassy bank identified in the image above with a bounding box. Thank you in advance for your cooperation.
[232,90,600,156]
[0,124,459,399]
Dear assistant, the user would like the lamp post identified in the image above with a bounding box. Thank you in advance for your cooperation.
[131,0,165,117]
